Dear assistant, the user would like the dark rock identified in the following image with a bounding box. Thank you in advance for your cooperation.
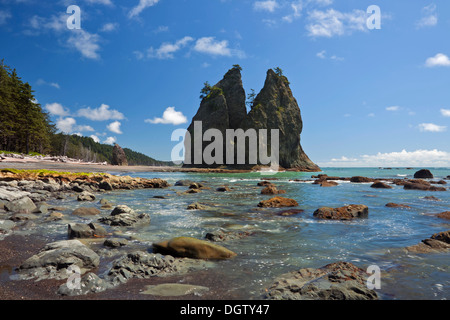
[68,222,107,239]
[314,205,368,220]
[371,181,393,189]
[404,182,446,191]
[187,202,209,210]
[423,196,441,201]
[104,238,128,248]
[406,230,450,253]
[261,185,286,195]
[111,144,128,166]
[9,213,38,222]
[216,186,231,192]
[72,207,101,216]
[257,197,298,208]
[436,212,450,220]
[77,191,96,201]
[99,181,113,191]
[320,181,338,187]
[266,261,378,300]
[258,181,274,187]
[205,229,253,242]
[414,169,433,179]
[175,180,194,186]
[350,176,375,183]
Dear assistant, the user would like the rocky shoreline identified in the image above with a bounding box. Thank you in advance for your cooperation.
[0,168,449,300]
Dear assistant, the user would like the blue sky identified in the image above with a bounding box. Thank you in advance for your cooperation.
[1,0,450,167]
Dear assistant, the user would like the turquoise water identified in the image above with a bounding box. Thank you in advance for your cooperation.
[31,168,450,299]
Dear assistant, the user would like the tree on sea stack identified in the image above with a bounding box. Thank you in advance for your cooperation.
[111,144,128,166]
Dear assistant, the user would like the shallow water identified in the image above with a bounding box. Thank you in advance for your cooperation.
[16,167,450,299]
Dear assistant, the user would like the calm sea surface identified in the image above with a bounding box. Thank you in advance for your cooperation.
[17,167,450,299]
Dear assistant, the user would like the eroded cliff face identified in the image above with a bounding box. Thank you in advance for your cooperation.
[183,67,320,172]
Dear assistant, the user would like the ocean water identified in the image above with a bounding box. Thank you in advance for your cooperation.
[17,167,450,299]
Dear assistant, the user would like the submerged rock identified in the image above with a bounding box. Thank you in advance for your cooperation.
[205,229,253,242]
[314,205,369,220]
[436,212,450,220]
[72,207,101,216]
[140,283,209,297]
[265,261,378,300]
[385,203,411,209]
[153,237,237,260]
[371,181,393,189]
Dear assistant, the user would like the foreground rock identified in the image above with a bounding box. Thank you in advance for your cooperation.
[107,251,208,286]
[314,205,369,220]
[265,261,378,300]
[153,237,237,260]
[17,240,100,280]
[404,180,446,191]
[99,205,150,227]
[4,196,36,213]
[405,231,450,253]
[257,197,298,208]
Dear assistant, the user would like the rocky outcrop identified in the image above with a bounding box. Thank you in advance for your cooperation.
[314,205,369,220]
[414,169,433,179]
[265,261,378,300]
[111,144,128,166]
[183,67,319,172]
[405,231,450,253]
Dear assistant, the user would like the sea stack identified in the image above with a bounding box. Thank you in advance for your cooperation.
[111,144,128,166]
[183,66,319,172]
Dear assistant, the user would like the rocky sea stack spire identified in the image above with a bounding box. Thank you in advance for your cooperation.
[111,144,128,166]
[183,66,320,172]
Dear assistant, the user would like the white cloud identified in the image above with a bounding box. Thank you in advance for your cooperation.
[86,0,114,5]
[100,23,118,32]
[128,0,160,19]
[107,121,123,134]
[416,4,438,28]
[418,123,447,132]
[322,149,450,167]
[45,103,70,117]
[76,125,95,132]
[67,30,101,60]
[386,106,400,111]
[316,50,343,61]
[0,10,12,25]
[145,107,187,125]
[194,37,231,56]
[90,135,100,143]
[37,79,60,89]
[441,109,450,117]
[253,1,279,13]
[306,8,367,38]
[283,1,303,22]
[103,136,117,145]
[146,36,194,59]
[56,117,77,133]
[425,53,450,68]
[77,104,124,121]
[316,50,326,59]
